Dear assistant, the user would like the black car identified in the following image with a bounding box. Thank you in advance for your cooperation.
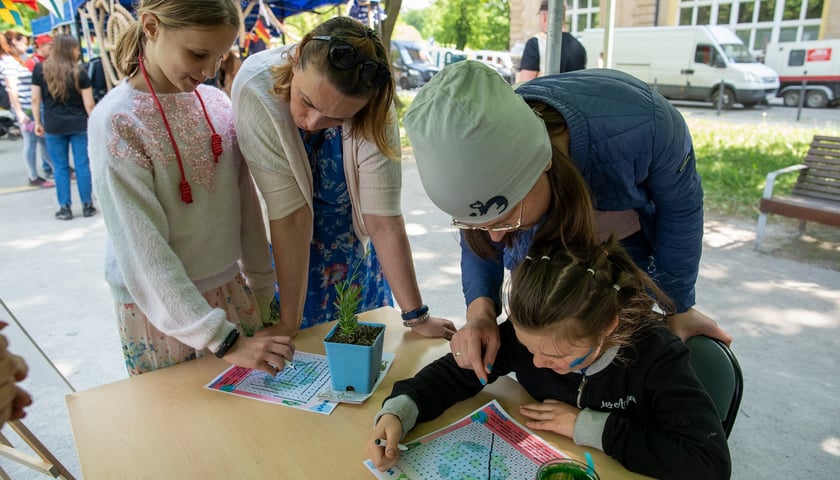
[391,40,440,90]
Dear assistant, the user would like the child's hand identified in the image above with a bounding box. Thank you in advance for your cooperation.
[366,414,403,471]
[519,399,580,438]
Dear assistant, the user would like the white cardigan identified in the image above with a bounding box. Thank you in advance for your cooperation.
[231,45,403,242]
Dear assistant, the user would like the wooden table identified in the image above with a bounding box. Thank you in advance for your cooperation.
[66,307,650,479]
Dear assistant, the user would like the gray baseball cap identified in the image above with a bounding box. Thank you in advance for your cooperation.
[404,60,551,224]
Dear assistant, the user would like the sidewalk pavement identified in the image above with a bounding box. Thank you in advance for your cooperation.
[0,135,838,479]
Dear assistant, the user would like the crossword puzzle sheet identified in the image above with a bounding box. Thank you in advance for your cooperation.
[205,351,337,414]
[365,400,567,479]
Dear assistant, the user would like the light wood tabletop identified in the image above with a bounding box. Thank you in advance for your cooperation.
[66,307,650,479]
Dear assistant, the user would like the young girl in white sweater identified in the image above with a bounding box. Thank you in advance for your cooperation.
[89,0,293,376]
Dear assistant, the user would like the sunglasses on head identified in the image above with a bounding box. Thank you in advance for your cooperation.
[311,35,391,88]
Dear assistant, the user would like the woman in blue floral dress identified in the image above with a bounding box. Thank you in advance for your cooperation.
[233,17,456,338]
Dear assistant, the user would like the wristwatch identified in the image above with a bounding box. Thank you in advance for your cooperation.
[214,328,240,358]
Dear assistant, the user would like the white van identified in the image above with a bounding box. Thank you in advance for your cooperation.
[579,26,779,109]
[764,39,840,108]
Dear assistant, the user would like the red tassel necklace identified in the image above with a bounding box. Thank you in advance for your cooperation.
[138,56,223,204]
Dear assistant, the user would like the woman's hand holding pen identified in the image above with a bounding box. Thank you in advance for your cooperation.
[367,414,404,471]
[222,335,295,376]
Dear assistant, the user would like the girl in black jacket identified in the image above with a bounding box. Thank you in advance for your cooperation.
[367,238,731,479]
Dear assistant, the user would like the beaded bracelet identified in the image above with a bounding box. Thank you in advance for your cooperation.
[403,311,430,328]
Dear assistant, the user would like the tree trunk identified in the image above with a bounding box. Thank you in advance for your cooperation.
[382,0,402,49]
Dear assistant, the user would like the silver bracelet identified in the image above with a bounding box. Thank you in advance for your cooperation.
[403,311,430,328]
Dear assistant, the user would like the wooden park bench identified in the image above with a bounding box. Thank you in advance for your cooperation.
[755,135,840,249]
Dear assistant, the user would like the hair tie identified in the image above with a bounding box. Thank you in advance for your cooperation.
[366,28,377,38]
[612,284,620,291]
[540,256,550,261]
[586,268,595,276]
[525,255,533,261]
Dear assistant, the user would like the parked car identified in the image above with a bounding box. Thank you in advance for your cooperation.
[579,26,779,109]
[764,39,840,108]
[470,50,515,84]
[391,40,440,90]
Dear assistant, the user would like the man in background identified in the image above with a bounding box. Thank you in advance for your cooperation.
[518,0,586,82]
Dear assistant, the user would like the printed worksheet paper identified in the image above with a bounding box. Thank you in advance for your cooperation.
[365,400,567,479]
[205,351,394,415]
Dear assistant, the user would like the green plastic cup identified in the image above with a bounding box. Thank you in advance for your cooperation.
[535,457,600,480]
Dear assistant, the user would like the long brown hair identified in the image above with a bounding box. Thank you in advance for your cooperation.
[42,35,82,102]
[113,0,241,78]
[464,101,597,257]
[508,236,673,355]
[270,16,398,159]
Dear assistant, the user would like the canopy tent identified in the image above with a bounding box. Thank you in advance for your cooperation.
[31,0,345,35]
[30,0,91,35]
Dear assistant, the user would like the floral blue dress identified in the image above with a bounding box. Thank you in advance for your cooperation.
[296,126,393,329]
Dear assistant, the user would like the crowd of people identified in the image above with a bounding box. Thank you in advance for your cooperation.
[8,0,735,477]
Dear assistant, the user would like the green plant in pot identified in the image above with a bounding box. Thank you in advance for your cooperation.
[323,253,386,394]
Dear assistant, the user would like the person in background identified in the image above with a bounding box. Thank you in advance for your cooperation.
[0,322,32,427]
[89,0,293,375]
[24,34,57,180]
[518,0,586,82]
[0,31,54,188]
[403,60,732,384]
[32,35,97,220]
[25,34,53,71]
[367,239,731,480]
[232,16,456,339]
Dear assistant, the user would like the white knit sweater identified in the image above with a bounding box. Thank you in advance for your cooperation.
[89,82,274,352]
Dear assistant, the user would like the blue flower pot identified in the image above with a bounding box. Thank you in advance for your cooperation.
[323,322,385,394]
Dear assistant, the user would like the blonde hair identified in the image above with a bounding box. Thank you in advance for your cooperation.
[269,16,398,159]
[113,0,241,77]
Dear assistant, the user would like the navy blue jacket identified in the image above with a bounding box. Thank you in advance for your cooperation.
[461,69,703,312]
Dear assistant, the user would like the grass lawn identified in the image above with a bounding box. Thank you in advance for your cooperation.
[688,118,840,219]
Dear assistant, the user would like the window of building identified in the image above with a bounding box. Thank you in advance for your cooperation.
[782,0,801,20]
[735,29,751,46]
[680,7,694,25]
[697,5,712,23]
[717,3,732,23]
[567,0,605,33]
[757,0,774,21]
[754,27,772,50]
[779,26,798,42]
[805,0,823,19]
[802,25,820,40]
[738,1,755,23]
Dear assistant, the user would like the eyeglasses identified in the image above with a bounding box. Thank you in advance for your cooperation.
[451,201,525,232]
[311,36,391,88]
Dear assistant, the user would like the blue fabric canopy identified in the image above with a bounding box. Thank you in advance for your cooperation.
[31,1,347,35]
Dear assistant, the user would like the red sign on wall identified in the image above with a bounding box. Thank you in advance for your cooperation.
[806,48,832,62]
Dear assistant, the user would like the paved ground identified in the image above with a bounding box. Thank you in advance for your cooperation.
[0,112,839,478]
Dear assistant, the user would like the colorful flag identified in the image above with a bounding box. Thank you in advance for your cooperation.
[0,0,24,27]
[253,17,271,45]
[37,0,63,19]
[11,0,38,11]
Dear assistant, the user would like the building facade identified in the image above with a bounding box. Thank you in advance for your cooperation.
[511,0,837,55]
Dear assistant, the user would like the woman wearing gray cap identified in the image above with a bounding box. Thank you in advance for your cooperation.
[404,60,732,383]
[232,16,455,339]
